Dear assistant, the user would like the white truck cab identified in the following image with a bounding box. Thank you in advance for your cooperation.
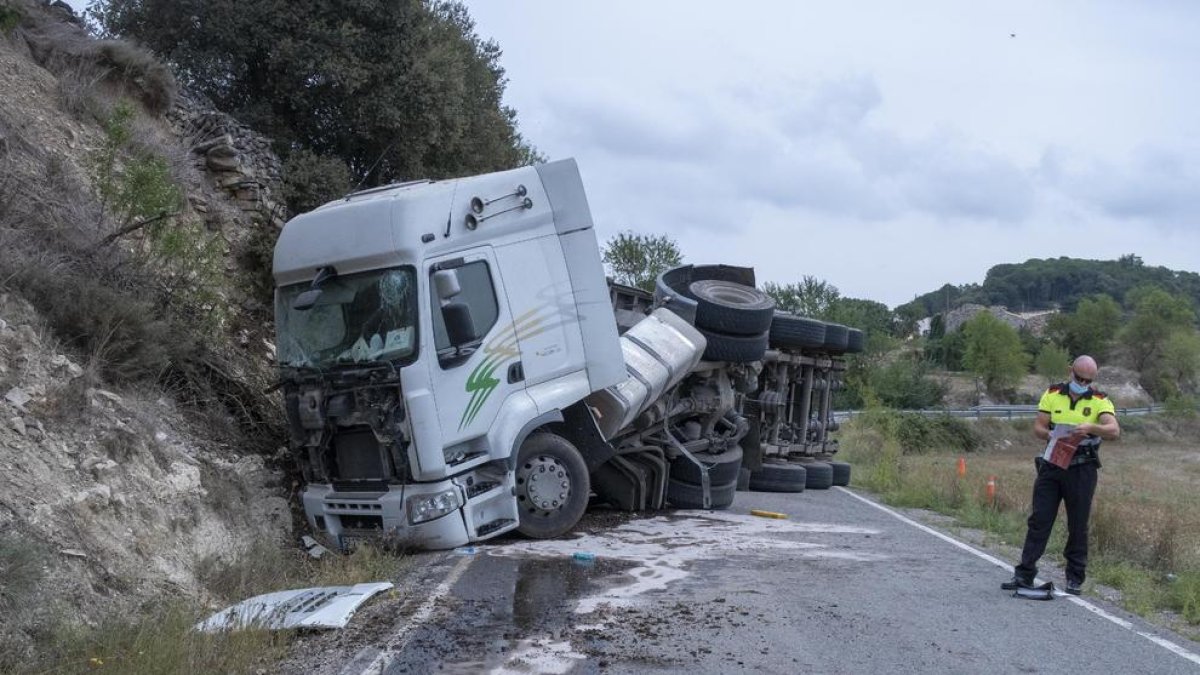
[274,160,626,548]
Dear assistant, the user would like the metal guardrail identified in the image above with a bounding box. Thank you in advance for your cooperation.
[833,404,1164,422]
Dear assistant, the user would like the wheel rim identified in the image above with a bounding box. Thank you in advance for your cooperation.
[517,454,572,514]
[704,284,760,306]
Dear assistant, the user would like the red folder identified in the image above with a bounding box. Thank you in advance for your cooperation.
[1047,435,1081,469]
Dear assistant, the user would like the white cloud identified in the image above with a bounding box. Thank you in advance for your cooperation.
[463,1,1200,306]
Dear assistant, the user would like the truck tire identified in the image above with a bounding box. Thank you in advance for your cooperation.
[699,327,769,363]
[829,461,852,486]
[515,433,590,539]
[769,313,826,350]
[748,462,806,493]
[802,461,835,490]
[736,467,751,491]
[667,477,737,510]
[822,323,849,352]
[845,328,865,354]
[688,280,775,336]
[669,446,744,486]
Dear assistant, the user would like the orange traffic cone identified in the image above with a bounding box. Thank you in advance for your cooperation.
[957,457,967,478]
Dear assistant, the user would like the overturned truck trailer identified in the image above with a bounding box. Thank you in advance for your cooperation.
[272,159,864,550]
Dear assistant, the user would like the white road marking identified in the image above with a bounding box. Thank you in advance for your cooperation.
[352,554,475,675]
[836,486,1200,668]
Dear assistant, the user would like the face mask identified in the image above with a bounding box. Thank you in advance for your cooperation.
[1068,380,1090,395]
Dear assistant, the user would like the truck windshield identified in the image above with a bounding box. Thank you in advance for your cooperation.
[276,267,417,368]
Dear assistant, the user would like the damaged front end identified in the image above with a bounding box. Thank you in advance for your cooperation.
[281,365,483,551]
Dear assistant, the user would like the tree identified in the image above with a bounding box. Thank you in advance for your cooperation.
[93,0,542,187]
[762,276,840,318]
[601,231,682,292]
[1119,286,1195,371]
[1034,343,1071,384]
[1158,329,1200,396]
[962,313,1029,395]
[1046,294,1121,358]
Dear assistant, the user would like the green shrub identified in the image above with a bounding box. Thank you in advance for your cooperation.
[868,358,946,409]
[0,4,24,35]
[856,410,981,454]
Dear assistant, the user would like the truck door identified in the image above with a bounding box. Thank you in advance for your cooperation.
[493,234,586,395]
[425,247,532,455]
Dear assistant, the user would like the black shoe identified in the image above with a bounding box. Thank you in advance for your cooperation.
[1002,575,1033,591]
[1065,580,1082,595]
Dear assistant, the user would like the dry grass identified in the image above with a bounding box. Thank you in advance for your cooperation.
[840,415,1200,628]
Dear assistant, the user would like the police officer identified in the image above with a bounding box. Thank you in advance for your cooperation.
[1003,355,1121,595]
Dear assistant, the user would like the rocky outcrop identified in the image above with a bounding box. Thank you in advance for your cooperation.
[0,293,290,659]
[942,303,1058,336]
[168,92,288,236]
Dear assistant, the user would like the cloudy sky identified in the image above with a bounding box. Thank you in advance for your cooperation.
[67,1,1199,307]
[456,0,1200,307]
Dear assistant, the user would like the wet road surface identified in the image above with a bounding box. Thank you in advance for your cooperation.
[336,487,1200,674]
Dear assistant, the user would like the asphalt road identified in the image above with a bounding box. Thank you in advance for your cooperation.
[333,487,1200,675]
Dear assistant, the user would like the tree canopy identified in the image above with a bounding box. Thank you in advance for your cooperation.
[899,256,1200,318]
[93,0,541,190]
[762,277,840,319]
[601,231,683,292]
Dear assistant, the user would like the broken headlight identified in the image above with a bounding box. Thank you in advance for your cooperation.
[406,489,462,524]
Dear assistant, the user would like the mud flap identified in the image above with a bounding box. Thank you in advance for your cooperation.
[1013,582,1056,600]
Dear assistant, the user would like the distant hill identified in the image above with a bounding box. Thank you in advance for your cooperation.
[899,256,1200,317]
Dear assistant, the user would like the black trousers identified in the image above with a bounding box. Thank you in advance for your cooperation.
[1015,459,1098,584]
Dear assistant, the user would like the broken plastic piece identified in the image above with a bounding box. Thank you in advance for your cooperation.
[572,552,596,562]
[750,509,788,520]
[302,535,331,559]
[453,546,478,556]
[195,582,393,631]
[1013,581,1056,601]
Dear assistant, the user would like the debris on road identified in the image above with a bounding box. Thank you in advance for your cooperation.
[750,509,788,520]
[195,582,393,631]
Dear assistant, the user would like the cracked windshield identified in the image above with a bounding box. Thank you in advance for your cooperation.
[276,268,416,367]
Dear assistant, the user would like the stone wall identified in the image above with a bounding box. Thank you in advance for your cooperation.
[167,92,288,237]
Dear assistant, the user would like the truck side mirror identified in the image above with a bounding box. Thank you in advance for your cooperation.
[433,269,477,347]
[433,270,461,301]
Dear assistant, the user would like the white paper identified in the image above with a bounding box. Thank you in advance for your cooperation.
[1042,424,1076,461]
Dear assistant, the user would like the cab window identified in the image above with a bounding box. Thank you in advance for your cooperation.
[431,260,499,367]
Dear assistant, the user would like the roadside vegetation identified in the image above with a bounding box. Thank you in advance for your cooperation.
[839,410,1200,636]
[3,543,405,675]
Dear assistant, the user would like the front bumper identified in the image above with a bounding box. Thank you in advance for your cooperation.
[301,467,519,551]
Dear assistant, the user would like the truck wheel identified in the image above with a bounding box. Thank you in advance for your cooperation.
[515,433,590,539]
[821,323,849,353]
[667,478,737,509]
[748,462,806,493]
[829,461,851,486]
[698,327,769,363]
[769,312,826,350]
[845,328,865,354]
[688,280,775,336]
[669,446,743,486]
[803,461,835,490]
